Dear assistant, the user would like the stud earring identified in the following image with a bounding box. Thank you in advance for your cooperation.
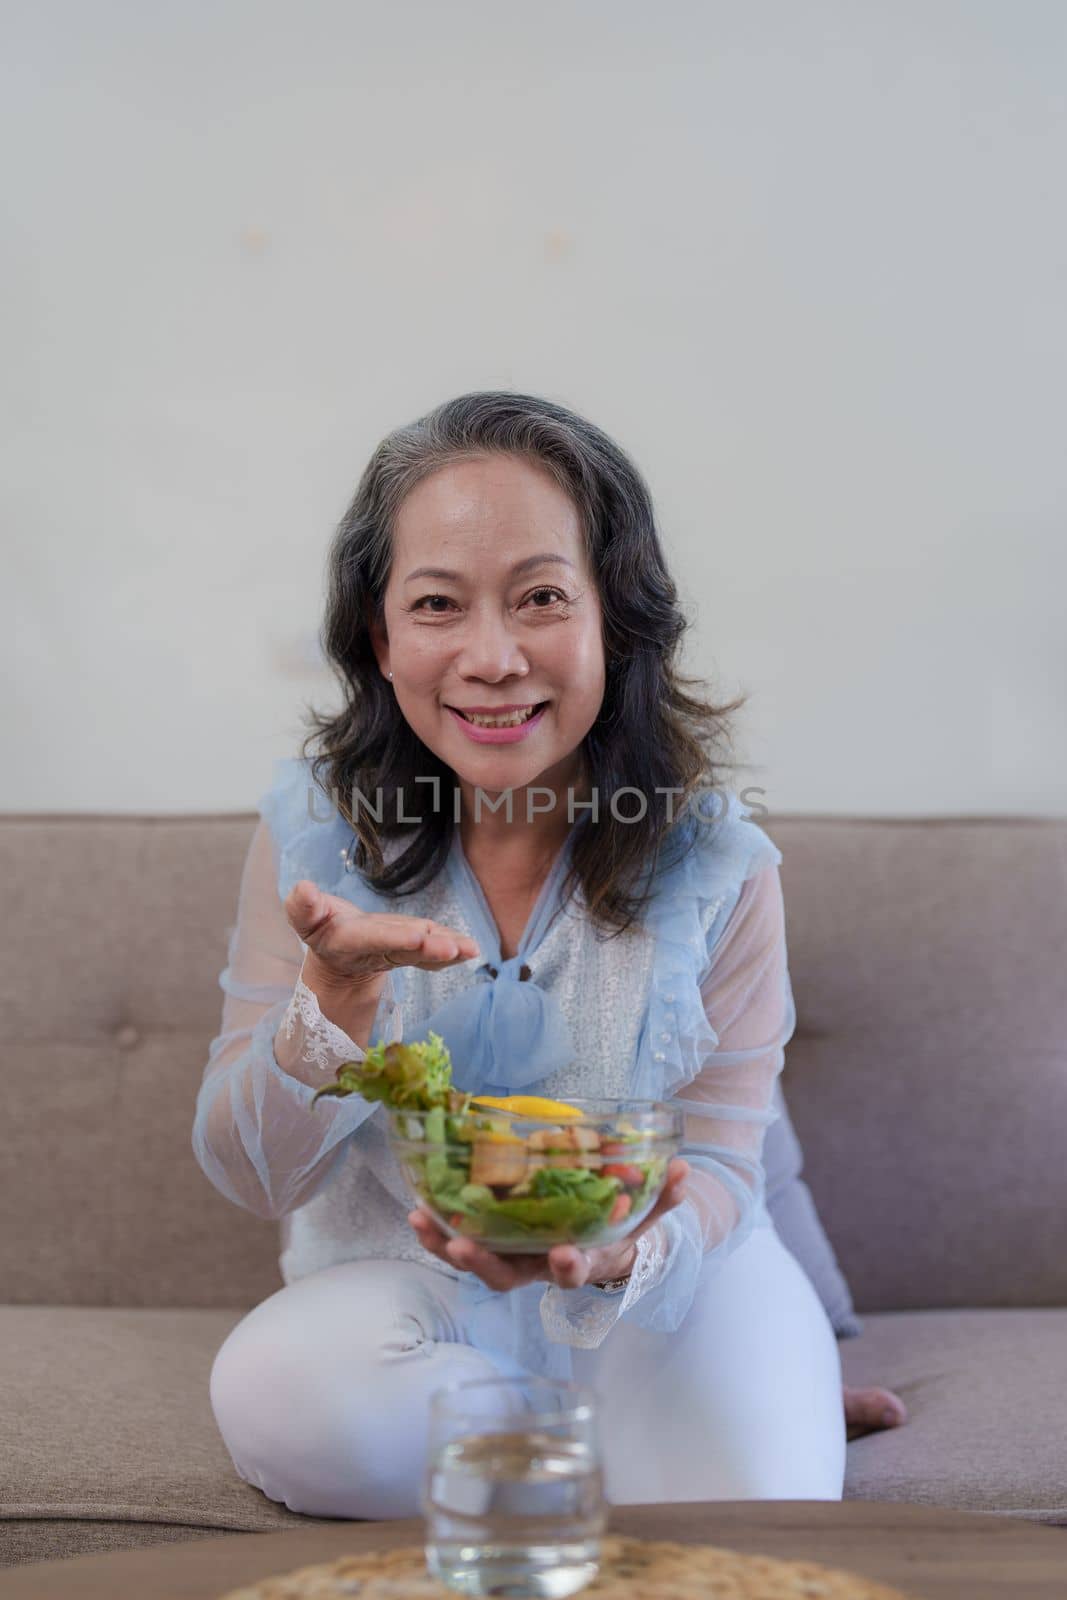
[387,671,393,681]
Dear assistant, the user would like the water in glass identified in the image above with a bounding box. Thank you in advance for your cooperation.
[423,1378,606,1598]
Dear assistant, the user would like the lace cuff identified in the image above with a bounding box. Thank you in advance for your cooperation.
[277,977,364,1073]
[276,958,404,1075]
[538,1217,681,1349]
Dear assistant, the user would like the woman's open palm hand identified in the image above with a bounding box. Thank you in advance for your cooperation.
[284,878,480,993]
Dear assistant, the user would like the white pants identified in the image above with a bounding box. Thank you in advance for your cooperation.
[209,1225,846,1518]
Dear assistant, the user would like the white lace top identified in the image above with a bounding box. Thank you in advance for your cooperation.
[192,758,794,1380]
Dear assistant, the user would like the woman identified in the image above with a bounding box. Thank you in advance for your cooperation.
[194,391,905,1518]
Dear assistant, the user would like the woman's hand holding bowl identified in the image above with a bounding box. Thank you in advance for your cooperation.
[408,1157,690,1293]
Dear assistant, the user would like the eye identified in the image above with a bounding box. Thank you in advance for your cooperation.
[523,587,568,608]
[410,594,458,615]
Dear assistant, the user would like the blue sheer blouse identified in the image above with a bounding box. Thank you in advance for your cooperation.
[193,758,796,1380]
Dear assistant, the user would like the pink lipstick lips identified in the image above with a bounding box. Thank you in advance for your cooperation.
[446,702,549,745]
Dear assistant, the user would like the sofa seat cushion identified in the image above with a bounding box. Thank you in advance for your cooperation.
[841,1307,1067,1524]
[6,1302,1066,1567]
[0,1306,340,1567]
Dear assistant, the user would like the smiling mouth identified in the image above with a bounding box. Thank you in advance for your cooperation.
[448,702,548,728]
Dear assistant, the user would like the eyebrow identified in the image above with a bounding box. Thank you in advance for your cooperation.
[403,553,577,584]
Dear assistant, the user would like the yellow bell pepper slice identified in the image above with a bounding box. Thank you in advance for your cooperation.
[471,1093,583,1120]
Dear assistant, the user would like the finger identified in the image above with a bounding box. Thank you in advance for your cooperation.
[443,1237,528,1293]
[413,927,472,965]
[413,922,481,967]
[285,892,480,972]
[285,880,333,941]
[366,919,480,971]
[408,1209,450,1260]
[547,1245,591,1289]
[409,1205,445,1238]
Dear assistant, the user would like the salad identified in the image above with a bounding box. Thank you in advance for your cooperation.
[311,1034,676,1251]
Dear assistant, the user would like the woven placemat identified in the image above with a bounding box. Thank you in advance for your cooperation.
[217,1533,915,1599]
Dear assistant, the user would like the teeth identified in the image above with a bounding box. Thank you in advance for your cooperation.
[461,705,540,728]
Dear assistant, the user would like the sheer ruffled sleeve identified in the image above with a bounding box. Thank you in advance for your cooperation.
[641,861,795,1326]
[540,858,793,1346]
[190,814,403,1220]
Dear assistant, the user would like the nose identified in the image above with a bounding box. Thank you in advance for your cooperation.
[454,603,531,683]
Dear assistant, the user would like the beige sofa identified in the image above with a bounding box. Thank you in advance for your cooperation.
[3,808,1065,1568]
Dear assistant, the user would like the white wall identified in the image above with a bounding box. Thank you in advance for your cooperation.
[4,1,1064,817]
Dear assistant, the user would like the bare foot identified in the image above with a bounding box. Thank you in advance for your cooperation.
[844,1384,909,1442]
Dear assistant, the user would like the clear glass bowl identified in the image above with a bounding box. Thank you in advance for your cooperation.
[387,1097,684,1254]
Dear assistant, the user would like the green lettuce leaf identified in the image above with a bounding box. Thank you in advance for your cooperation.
[311,1032,455,1110]
[473,1192,618,1241]
[529,1167,621,1205]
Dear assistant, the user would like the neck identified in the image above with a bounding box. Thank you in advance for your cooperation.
[456,757,590,868]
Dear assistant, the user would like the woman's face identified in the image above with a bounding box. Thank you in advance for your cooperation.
[372,453,606,809]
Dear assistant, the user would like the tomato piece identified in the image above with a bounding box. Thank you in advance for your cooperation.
[603,1162,645,1187]
[609,1193,632,1224]
[600,1140,626,1156]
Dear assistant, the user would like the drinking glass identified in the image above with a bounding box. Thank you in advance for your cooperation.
[422,1375,607,1598]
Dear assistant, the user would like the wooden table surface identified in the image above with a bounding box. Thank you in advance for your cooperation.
[3,1501,1065,1599]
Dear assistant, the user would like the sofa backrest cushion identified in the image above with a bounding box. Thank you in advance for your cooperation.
[2,809,1064,1311]
[763,813,1067,1312]
[1,814,282,1308]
